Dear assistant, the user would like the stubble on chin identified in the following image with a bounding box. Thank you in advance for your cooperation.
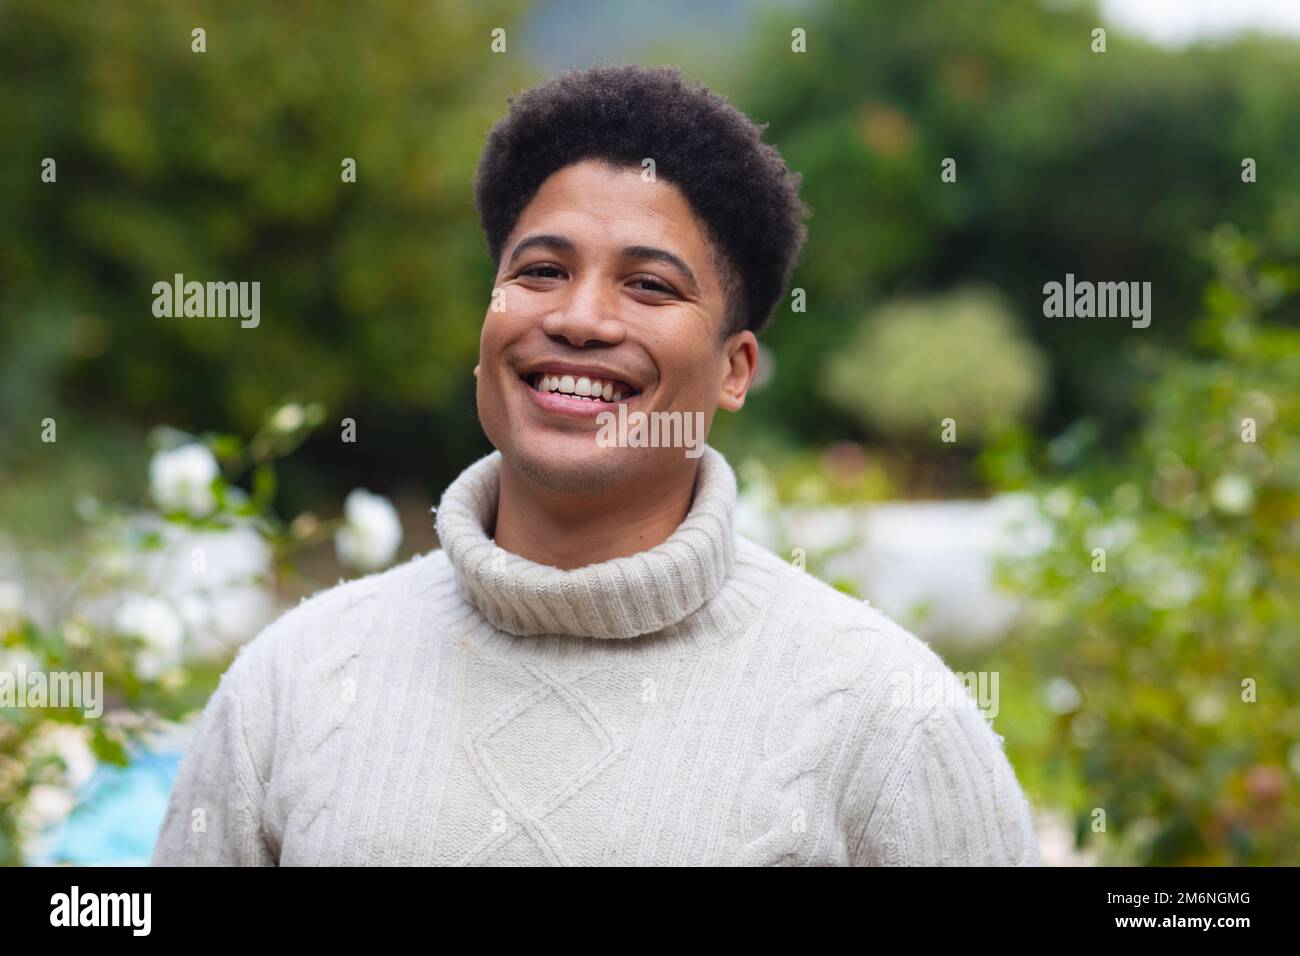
[510,443,625,496]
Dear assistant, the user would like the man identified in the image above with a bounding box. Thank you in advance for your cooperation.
[153,64,1040,866]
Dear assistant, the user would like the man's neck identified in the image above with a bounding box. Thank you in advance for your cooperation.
[493,460,699,570]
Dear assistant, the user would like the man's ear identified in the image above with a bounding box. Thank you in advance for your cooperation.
[717,330,758,412]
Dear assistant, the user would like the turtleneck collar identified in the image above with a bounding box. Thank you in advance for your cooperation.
[434,446,737,639]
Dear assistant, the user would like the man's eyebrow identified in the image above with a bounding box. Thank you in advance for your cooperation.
[621,245,700,296]
[506,234,701,296]
[506,233,576,267]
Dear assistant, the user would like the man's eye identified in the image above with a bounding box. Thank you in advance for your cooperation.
[521,264,564,279]
[631,276,674,295]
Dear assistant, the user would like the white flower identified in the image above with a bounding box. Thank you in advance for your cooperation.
[1191,693,1227,725]
[154,520,275,660]
[1148,566,1201,610]
[0,580,22,630]
[1044,677,1082,714]
[1211,474,1255,516]
[149,444,219,517]
[1043,487,1076,519]
[335,489,402,572]
[96,545,133,579]
[34,723,97,790]
[0,645,40,675]
[115,595,184,680]
[270,402,305,432]
[22,784,74,829]
[17,728,96,843]
[1092,517,1137,551]
[1031,806,1101,866]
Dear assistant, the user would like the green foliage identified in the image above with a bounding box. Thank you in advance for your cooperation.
[5,0,1300,514]
[821,286,1048,445]
[740,0,1300,450]
[987,218,1300,864]
[0,0,527,504]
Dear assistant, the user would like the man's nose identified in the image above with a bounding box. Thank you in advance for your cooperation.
[541,276,626,348]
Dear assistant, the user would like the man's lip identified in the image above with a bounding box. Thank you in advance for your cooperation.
[517,363,641,395]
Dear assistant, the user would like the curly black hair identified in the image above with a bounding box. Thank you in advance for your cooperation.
[474,64,810,336]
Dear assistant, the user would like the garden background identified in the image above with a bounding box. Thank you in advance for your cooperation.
[1,0,1297,865]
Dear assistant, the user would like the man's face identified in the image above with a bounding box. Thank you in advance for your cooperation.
[476,158,756,495]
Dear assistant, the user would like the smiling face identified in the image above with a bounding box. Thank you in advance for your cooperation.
[476,159,757,496]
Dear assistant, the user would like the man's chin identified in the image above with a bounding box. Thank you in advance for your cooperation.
[507,438,629,496]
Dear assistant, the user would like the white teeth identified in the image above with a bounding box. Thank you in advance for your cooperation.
[531,373,631,402]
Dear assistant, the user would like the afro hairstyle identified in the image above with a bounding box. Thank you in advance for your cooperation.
[473,64,810,336]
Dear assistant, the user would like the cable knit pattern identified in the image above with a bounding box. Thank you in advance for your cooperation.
[280,589,372,865]
[152,445,1040,866]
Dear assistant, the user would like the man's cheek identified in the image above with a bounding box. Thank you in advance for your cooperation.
[666,370,709,413]
[475,380,506,451]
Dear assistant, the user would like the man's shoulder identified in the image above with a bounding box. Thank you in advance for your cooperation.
[735,534,955,686]
[224,549,451,679]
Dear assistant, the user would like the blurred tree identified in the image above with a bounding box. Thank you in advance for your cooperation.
[6,0,1300,526]
[732,0,1300,458]
[0,0,527,522]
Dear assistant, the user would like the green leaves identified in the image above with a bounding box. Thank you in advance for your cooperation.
[1001,223,1300,864]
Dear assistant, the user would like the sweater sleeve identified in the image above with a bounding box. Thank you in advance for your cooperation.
[151,643,277,866]
[856,692,1041,867]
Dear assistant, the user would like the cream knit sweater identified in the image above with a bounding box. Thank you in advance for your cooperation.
[152,446,1040,866]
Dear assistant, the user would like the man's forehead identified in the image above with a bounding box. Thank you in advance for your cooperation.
[512,163,711,259]
[524,161,691,223]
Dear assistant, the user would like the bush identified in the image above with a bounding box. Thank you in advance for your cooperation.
[0,403,403,864]
[821,286,1048,445]
[988,219,1300,864]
